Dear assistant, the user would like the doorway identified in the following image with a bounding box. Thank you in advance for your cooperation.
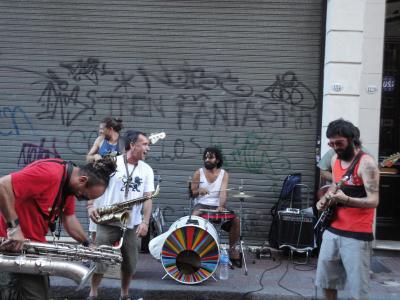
[376,0,400,243]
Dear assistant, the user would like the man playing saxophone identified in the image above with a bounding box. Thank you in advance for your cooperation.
[0,157,117,300]
[87,130,154,300]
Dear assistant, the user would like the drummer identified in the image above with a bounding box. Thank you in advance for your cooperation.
[190,146,241,268]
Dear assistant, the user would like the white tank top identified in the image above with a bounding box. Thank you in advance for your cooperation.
[195,168,225,206]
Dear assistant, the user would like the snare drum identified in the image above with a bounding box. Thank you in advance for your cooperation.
[199,208,236,224]
[149,215,220,284]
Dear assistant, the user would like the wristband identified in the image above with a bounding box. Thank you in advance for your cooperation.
[82,239,90,247]
[142,220,149,226]
[7,218,19,229]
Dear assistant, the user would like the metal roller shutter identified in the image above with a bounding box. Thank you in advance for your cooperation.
[0,0,323,245]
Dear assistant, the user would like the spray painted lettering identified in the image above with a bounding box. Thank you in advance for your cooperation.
[0,106,34,136]
[138,61,253,96]
[60,57,115,86]
[18,138,60,167]
[35,68,97,126]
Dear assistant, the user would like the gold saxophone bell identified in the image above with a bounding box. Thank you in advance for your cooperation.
[112,211,131,225]
[96,211,131,225]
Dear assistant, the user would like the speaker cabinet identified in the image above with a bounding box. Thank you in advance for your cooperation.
[277,211,315,249]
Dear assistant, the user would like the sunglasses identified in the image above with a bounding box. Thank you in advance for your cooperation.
[327,139,347,148]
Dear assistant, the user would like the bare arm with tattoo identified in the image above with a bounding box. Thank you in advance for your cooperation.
[328,154,379,208]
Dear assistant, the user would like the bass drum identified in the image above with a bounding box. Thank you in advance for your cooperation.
[150,215,220,284]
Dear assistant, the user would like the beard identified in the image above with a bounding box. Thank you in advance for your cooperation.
[336,142,355,161]
[204,162,217,170]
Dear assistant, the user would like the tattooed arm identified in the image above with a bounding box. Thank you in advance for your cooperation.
[356,155,379,207]
[334,154,379,208]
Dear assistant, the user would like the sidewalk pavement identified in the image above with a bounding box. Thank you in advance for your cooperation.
[49,248,400,300]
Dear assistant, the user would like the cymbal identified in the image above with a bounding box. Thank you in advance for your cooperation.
[231,192,254,198]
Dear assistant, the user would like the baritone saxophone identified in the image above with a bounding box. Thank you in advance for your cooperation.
[0,238,122,290]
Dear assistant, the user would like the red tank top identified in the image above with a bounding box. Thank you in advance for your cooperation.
[330,153,375,239]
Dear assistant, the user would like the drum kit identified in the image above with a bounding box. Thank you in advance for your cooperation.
[198,208,236,223]
[148,180,254,284]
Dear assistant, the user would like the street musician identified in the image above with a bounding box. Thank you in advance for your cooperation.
[190,146,241,268]
[87,130,154,300]
[0,157,117,300]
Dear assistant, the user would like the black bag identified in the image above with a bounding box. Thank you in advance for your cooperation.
[268,173,302,249]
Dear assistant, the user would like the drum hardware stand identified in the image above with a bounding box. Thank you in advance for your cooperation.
[237,185,248,276]
[186,176,199,225]
[188,176,193,215]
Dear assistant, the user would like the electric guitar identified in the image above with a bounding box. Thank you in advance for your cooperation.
[314,175,349,232]
[380,152,400,168]
[148,132,166,144]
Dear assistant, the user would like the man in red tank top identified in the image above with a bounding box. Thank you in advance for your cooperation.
[315,119,379,300]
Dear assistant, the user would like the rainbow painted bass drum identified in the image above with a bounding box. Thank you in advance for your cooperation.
[149,215,220,284]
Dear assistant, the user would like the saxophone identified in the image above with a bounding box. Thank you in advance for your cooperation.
[0,238,122,290]
[96,184,160,225]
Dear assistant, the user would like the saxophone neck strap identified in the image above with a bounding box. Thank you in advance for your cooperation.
[123,154,137,199]
[35,159,75,238]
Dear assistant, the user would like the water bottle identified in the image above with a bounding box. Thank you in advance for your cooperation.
[219,245,229,280]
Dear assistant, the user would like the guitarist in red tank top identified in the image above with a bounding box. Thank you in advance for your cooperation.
[315,119,380,300]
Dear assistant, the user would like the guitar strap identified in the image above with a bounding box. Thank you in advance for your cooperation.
[335,151,365,206]
[341,151,364,183]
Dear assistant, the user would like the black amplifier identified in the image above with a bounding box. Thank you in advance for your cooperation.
[277,210,315,249]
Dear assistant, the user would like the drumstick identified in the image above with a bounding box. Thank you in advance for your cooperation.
[205,188,234,193]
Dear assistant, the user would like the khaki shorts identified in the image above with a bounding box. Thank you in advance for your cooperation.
[315,230,371,300]
[94,224,138,276]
